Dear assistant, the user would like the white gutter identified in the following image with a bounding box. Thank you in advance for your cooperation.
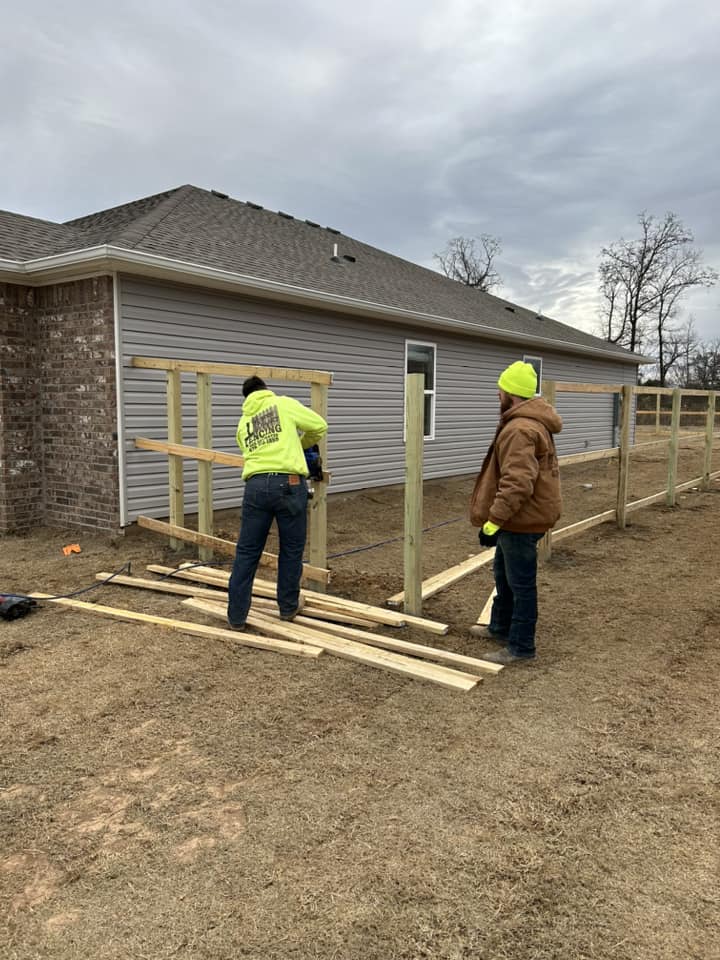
[0,245,653,365]
[111,272,129,527]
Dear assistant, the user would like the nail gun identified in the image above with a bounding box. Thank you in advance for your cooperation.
[304,444,324,499]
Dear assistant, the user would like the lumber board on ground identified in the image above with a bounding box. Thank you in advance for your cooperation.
[251,596,376,627]
[96,572,229,601]
[137,516,330,583]
[132,356,333,385]
[476,589,496,626]
[30,595,322,658]
[190,597,502,675]
[184,599,478,691]
[387,548,496,607]
[177,565,421,630]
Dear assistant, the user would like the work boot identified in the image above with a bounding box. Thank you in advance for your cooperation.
[280,609,300,622]
[482,647,536,666]
[227,621,246,632]
[468,624,507,643]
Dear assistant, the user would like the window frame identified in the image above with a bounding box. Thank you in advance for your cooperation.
[404,339,437,441]
[523,354,543,396]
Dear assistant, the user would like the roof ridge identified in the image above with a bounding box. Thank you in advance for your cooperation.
[110,184,197,249]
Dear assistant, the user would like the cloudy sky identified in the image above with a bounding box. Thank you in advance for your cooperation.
[3,0,719,339]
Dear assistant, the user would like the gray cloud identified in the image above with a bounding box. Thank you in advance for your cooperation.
[2,0,718,339]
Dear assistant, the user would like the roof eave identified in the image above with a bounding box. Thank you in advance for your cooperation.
[0,245,651,365]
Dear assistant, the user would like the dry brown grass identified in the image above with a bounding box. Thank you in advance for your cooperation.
[1,452,719,959]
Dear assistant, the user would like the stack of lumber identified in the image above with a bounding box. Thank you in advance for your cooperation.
[34,562,504,693]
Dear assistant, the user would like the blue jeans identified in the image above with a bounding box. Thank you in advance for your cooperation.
[227,473,308,626]
[489,531,544,658]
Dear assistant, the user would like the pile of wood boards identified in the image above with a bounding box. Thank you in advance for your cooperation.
[34,563,503,693]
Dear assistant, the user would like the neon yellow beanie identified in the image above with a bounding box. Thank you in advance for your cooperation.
[497,361,538,398]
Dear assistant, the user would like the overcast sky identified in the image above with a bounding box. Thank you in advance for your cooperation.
[3,0,718,339]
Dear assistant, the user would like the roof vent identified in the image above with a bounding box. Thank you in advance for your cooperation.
[246,201,263,210]
[330,243,341,263]
[211,189,229,199]
[326,226,341,235]
[536,314,545,321]
[504,305,515,313]
[342,254,356,263]
[278,210,294,220]
[305,219,321,228]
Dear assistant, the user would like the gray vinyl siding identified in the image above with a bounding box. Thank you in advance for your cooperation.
[118,277,639,521]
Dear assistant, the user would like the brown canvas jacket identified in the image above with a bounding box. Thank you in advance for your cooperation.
[469,398,563,533]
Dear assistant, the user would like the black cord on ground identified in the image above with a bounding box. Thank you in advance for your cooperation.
[3,562,135,603]
[327,515,464,560]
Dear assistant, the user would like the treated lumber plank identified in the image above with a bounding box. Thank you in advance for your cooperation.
[96,572,230,601]
[476,588,496,626]
[185,600,478,691]
[308,381,329,590]
[558,447,619,466]
[132,356,333,385]
[702,392,716,490]
[135,437,245,468]
[616,384,633,529]
[190,596,501,675]
[550,509,616,543]
[553,382,624,394]
[387,548,496,607]
[167,368,184,548]
[137,516,330,583]
[404,373,424,616]
[667,389,682,506]
[170,564,447,634]
[30,594,322,658]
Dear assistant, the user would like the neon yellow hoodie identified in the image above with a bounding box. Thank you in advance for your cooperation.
[236,389,328,480]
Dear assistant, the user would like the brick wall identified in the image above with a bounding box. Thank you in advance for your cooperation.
[0,277,120,533]
[0,284,42,532]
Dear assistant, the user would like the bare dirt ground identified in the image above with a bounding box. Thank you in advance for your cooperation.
[1,435,719,960]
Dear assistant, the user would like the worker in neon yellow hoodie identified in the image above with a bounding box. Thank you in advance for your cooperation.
[227,376,328,629]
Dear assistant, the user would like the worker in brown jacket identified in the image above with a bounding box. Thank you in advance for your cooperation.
[469,361,562,664]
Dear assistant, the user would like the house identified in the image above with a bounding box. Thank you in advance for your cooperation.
[0,185,647,534]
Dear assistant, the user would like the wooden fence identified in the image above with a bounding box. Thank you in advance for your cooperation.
[398,379,718,611]
[130,357,332,589]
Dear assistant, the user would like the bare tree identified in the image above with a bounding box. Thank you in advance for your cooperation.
[667,317,700,386]
[598,212,718,374]
[690,337,720,389]
[434,235,502,292]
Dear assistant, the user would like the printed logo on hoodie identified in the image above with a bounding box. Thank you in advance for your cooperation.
[243,405,282,453]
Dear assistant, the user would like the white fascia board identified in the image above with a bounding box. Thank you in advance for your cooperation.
[2,245,652,366]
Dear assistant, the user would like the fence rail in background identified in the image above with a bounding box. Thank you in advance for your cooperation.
[392,379,718,610]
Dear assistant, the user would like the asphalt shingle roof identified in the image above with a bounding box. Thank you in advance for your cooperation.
[0,185,640,362]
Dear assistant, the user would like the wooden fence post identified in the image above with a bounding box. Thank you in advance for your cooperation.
[167,369,184,550]
[404,374,424,616]
[308,382,329,591]
[655,393,661,433]
[667,388,682,505]
[538,379,557,562]
[702,391,716,490]
[196,373,213,561]
[616,384,633,529]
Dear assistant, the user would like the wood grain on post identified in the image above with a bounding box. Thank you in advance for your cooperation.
[166,369,184,549]
[702,391,716,490]
[308,382,329,592]
[616,384,633,529]
[404,373,424,616]
[667,388,682,506]
[196,372,213,561]
[538,379,557,562]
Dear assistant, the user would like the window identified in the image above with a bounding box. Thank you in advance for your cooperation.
[523,355,543,395]
[405,340,436,439]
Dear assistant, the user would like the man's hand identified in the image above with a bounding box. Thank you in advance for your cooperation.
[479,520,500,548]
